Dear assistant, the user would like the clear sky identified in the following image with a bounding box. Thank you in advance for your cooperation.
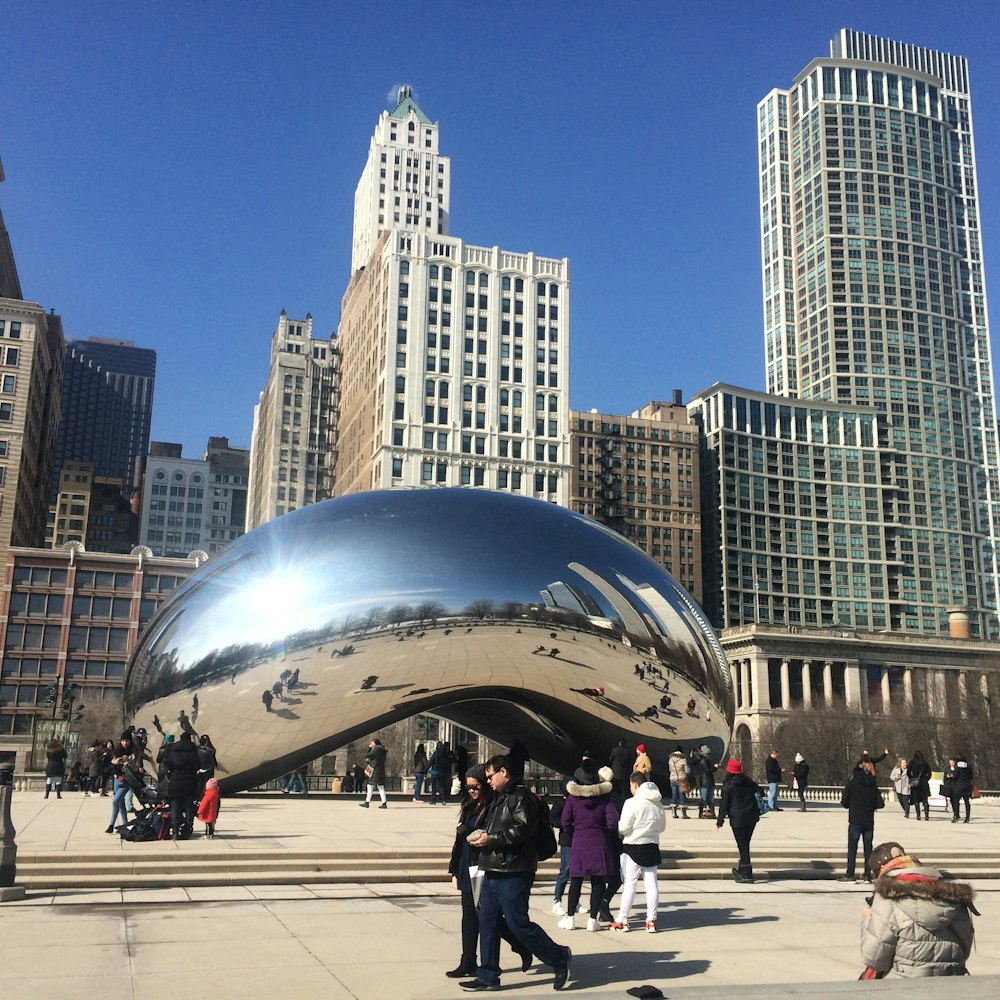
[4,2,1000,456]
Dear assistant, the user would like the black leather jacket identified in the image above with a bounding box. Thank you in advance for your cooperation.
[477,782,539,874]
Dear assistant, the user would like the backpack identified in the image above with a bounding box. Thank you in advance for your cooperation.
[532,793,558,862]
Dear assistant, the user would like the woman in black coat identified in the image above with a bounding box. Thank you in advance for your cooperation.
[907,751,932,821]
[840,759,884,881]
[196,734,218,798]
[445,765,531,979]
[950,754,974,824]
[716,759,763,883]
[44,739,67,799]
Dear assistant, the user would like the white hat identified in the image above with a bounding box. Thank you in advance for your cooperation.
[794,753,804,763]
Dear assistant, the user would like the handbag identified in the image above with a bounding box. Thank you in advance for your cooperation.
[679,778,691,795]
[754,791,770,815]
[363,764,373,778]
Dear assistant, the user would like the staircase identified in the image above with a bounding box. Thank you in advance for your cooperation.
[15,844,999,891]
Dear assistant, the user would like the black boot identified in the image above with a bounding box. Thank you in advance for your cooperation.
[56,787,62,799]
[733,864,755,883]
[44,786,50,799]
[446,961,476,979]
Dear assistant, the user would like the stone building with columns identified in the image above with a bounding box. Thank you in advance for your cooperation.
[719,619,1000,772]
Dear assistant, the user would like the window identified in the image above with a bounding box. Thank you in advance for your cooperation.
[4,348,18,366]
[0,402,11,421]
[0,375,14,393]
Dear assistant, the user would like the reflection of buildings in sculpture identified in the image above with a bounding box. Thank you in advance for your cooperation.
[0,544,198,772]
[567,561,648,638]
[541,580,602,618]
[722,621,1000,768]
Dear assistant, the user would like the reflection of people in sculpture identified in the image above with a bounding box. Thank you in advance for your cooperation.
[360,675,378,690]
[571,687,604,698]
[641,706,659,719]
[659,694,672,710]
[261,689,273,712]
[548,648,561,658]
[271,680,284,701]
[686,698,697,717]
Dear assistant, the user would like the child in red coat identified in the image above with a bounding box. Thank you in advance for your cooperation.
[196,777,220,838]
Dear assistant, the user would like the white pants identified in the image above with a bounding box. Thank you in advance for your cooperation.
[616,853,659,923]
[365,783,386,804]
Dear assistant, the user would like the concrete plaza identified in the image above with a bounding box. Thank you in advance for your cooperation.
[1,791,997,999]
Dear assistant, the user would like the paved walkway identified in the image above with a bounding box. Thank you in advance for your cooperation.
[2,792,997,998]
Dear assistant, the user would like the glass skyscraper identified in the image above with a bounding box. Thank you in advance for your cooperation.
[757,29,999,636]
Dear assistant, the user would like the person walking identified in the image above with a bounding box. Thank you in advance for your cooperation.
[765,750,784,811]
[85,743,103,796]
[950,754,974,824]
[359,738,388,808]
[942,759,957,814]
[611,771,666,932]
[445,765,531,979]
[840,758,884,882]
[907,751,932,821]
[889,758,911,818]
[608,738,632,810]
[557,762,619,932]
[105,737,137,833]
[716,760,763,883]
[793,753,810,811]
[413,743,428,802]
[44,739,67,799]
[667,746,691,820]
[462,754,572,992]
[860,841,975,977]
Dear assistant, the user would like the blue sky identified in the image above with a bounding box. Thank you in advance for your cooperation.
[4,2,1000,456]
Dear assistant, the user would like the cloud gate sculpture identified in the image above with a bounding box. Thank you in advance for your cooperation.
[124,489,735,792]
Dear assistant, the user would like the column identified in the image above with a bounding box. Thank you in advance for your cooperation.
[881,666,891,714]
[845,662,862,710]
[730,662,742,708]
[801,662,812,709]
[741,660,752,709]
[748,652,766,709]
[903,668,913,709]
[780,659,790,709]
[823,660,833,706]
[958,671,968,717]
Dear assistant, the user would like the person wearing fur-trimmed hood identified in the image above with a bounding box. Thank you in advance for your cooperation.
[558,763,619,931]
[860,841,975,977]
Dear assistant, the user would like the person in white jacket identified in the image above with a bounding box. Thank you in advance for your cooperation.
[610,772,666,933]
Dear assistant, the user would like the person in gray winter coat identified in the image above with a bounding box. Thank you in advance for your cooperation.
[860,841,975,977]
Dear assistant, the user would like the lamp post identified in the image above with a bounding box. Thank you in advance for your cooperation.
[0,763,26,901]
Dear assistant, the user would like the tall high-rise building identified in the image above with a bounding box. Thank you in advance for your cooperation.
[0,301,64,558]
[757,29,999,636]
[569,398,703,602]
[53,337,156,505]
[246,312,338,529]
[336,88,570,501]
[0,158,22,301]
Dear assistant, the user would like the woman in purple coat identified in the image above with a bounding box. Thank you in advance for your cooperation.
[557,763,619,932]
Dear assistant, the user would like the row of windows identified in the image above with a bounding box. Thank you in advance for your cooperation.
[0,320,23,339]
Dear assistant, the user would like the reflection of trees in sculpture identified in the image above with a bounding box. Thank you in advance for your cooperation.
[414,601,446,625]
[362,606,387,632]
[464,599,495,619]
[387,604,414,627]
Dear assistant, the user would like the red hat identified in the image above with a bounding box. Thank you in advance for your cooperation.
[636,744,646,753]
[726,759,742,774]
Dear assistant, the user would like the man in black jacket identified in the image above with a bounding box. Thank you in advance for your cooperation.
[463,754,571,992]
[840,759,884,882]
[765,751,785,811]
[165,731,200,840]
[608,738,632,810]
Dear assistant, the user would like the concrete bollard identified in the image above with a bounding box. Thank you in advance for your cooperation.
[0,763,27,901]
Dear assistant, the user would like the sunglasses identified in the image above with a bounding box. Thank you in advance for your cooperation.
[467,783,482,791]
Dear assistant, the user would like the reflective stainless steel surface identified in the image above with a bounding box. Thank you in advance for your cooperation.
[124,489,734,791]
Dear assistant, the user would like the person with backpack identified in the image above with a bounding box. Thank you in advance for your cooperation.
[557,762,619,932]
[462,754,572,993]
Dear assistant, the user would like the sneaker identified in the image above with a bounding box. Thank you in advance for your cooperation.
[586,917,600,932]
[838,874,856,882]
[610,920,629,932]
[645,921,657,933]
[557,915,574,931]
[459,980,500,992]
[551,901,566,916]
[358,802,369,808]
[553,947,571,991]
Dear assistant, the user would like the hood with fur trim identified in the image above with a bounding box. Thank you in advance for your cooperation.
[566,776,613,798]
[876,865,976,932]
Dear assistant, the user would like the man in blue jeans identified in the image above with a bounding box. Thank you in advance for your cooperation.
[840,758,883,881]
[765,750,784,811]
[464,754,571,992]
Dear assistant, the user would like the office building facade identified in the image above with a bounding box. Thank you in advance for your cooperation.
[49,460,137,553]
[336,89,570,501]
[569,398,702,602]
[0,545,197,769]
[757,29,1000,636]
[246,312,338,529]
